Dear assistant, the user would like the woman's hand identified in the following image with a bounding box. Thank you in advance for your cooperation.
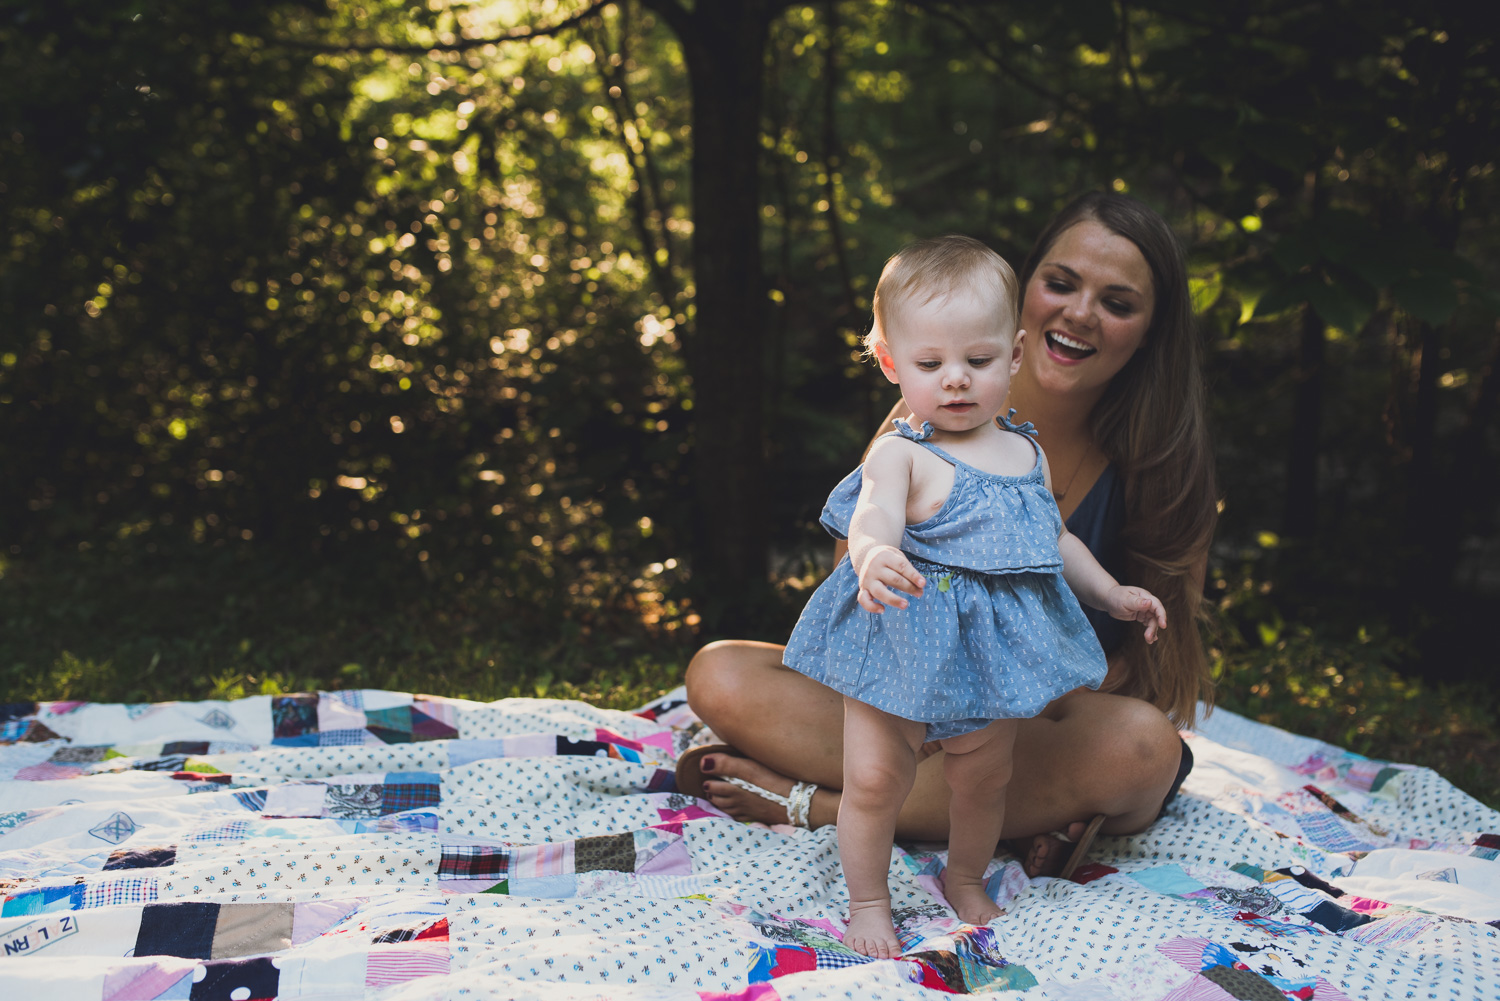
[1104,585,1167,643]
[856,544,926,613]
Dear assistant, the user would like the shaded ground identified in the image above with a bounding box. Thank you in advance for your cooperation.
[2,539,1495,809]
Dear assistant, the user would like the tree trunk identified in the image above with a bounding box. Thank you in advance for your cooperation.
[1403,317,1443,592]
[666,3,779,628]
[1282,304,1324,538]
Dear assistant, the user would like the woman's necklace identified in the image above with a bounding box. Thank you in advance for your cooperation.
[1004,391,1097,503]
[1052,444,1095,503]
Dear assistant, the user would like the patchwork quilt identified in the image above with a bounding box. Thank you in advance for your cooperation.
[0,689,1496,999]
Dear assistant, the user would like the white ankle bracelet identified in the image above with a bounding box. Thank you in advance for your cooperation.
[723,776,818,829]
[786,781,815,828]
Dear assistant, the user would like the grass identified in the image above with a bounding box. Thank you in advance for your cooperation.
[0,538,695,711]
[1207,624,1500,810]
[3,540,1497,811]
[1204,560,1500,811]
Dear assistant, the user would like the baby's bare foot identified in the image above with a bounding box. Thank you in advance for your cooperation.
[943,875,1002,926]
[845,898,902,959]
[698,753,798,825]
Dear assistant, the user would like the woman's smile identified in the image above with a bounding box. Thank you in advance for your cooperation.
[1020,219,1154,398]
[1043,330,1097,361]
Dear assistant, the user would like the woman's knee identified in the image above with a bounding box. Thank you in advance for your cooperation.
[1049,693,1181,798]
[684,640,744,723]
[1112,699,1182,776]
[1085,701,1183,818]
[685,640,784,728]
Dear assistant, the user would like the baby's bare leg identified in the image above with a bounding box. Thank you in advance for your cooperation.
[940,720,1019,925]
[839,698,926,959]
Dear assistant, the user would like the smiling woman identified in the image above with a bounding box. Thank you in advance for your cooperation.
[1009,218,1156,510]
[683,191,1220,881]
[1022,220,1155,394]
[1009,192,1217,721]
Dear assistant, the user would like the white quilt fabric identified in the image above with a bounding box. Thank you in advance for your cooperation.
[0,689,1496,999]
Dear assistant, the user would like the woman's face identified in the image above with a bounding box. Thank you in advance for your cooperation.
[1020,219,1155,403]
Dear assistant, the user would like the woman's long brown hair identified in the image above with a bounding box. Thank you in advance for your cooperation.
[1020,193,1219,727]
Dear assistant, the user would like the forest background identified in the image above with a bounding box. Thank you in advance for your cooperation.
[2,0,1498,805]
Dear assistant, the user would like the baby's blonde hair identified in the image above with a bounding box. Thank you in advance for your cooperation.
[864,235,1020,356]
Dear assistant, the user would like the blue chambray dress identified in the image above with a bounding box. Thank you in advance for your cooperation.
[783,415,1108,740]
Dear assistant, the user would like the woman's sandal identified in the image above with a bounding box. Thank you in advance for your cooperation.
[674,744,817,829]
[1003,813,1106,880]
[1056,813,1107,880]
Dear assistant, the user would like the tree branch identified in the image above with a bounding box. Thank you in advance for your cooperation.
[901,0,1087,113]
[1114,2,1217,214]
[635,0,803,69]
[1127,0,1298,47]
[270,0,612,55]
[585,3,679,305]
[820,2,858,323]
[633,0,694,41]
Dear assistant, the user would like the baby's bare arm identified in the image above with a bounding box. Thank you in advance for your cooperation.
[849,439,925,612]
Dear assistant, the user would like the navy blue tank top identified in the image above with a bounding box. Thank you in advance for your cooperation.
[1064,463,1128,654]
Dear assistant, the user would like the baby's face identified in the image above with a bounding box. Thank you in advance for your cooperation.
[876,290,1023,435]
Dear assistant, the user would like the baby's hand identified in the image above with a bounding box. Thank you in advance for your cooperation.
[1105,585,1167,643]
[856,545,925,614]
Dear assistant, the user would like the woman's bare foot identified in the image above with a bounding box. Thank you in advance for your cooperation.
[845,897,903,958]
[942,873,1002,925]
[1007,818,1094,878]
[698,751,799,825]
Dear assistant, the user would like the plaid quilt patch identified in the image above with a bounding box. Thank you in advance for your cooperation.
[381,781,440,814]
[82,875,159,909]
[327,689,365,709]
[186,820,250,843]
[318,728,372,746]
[439,845,510,880]
[811,948,873,970]
[1296,809,1379,853]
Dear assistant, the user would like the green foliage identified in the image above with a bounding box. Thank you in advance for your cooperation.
[1,0,700,632]
[1209,555,1500,810]
[1,1,1497,774]
[0,537,692,709]
[1212,629,1499,811]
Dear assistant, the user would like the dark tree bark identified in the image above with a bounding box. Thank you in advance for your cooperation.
[1402,316,1445,595]
[1282,304,1325,539]
[643,1,793,628]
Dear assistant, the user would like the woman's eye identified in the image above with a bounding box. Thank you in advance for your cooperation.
[1044,280,1072,293]
[1105,300,1134,316]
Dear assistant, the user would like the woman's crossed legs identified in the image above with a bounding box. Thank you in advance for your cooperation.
[684,640,1184,870]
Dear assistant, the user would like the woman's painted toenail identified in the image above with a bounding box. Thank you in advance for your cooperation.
[701,757,715,773]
